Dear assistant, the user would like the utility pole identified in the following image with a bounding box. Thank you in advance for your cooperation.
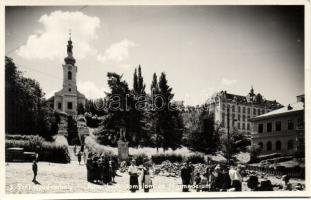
[227,105,230,165]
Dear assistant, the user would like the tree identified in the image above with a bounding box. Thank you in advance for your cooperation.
[137,65,145,94]
[157,72,182,151]
[67,115,79,145]
[99,72,133,143]
[130,66,147,147]
[5,56,58,140]
[247,144,262,163]
[77,103,85,115]
[186,106,221,153]
[133,68,138,93]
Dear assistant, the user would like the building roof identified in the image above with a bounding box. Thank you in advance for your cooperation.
[250,101,304,121]
[209,90,282,109]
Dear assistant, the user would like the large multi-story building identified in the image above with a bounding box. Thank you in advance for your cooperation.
[250,95,304,155]
[48,35,86,116]
[206,88,282,134]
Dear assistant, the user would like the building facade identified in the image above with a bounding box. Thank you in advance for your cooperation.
[250,95,304,155]
[50,36,86,116]
[206,88,282,134]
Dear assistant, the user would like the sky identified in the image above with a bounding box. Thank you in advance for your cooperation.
[5,6,304,106]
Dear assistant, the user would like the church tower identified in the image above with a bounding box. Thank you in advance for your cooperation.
[53,34,86,116]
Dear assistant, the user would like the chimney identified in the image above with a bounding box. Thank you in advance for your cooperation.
[287,104,293,110]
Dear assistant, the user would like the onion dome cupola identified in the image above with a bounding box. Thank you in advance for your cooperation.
[64,33,76,65]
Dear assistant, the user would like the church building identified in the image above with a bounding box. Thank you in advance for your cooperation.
[49,35,86,116]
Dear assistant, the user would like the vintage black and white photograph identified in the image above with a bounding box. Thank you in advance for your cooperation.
[2,1,310,198]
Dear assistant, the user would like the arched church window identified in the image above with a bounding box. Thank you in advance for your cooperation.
[68,71,72,80]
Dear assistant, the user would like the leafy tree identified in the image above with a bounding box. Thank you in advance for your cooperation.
[187,107,221,153]
[77,103,85,115]
[5,56,58,139]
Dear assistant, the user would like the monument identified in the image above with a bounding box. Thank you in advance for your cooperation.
[118,127,129,161]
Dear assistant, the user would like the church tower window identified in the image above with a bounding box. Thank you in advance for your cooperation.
[68,71,72,80]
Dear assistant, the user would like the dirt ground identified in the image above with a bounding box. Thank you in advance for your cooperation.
[5,161,305,194]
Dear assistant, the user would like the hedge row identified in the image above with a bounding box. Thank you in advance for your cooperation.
[6,135,70,163]
[151,153,205,164]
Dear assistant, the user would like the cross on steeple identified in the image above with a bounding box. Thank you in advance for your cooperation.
[69,29,72,41]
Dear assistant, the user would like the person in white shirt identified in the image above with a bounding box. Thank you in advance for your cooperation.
[128,159,139,192]
[229,165,242,191]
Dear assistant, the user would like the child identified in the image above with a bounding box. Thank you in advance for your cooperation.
[194,172,201,192]
[201,173,209,192]
[77,151,82,165]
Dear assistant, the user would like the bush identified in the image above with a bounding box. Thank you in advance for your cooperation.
[151,153,183,164]
[5,135,70,163]
[132,153,148,166]
[186,153,205,164]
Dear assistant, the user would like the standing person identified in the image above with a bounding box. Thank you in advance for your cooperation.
[221,166,231,191]
[141,161,152,192]
[194,172,202,192]
[229,165,243,191]
[128,159,139,192]
[32,158,38,182]
[181,161,192,192]
[189,161,195,185]
[109,159,116,183]
[82,151,87,165]
[77,151,82,165]
[201,173,209,192]
[73,145,77,156]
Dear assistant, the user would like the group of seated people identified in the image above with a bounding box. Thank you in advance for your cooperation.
[86,152,118,185]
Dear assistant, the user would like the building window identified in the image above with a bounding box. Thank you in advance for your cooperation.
[68,71,72,80]
[242,123,245,130]
[58,102,62,109]
[276,141,282,151]
[267,141,272,151]
[253,108,256,115]
[288,119,294,130]
[276,121,281,131]
[247,108,250,114]
[238,106,241,113]
[67,102,73,110]
[242,115,245,121]
[243,107,245,113]
[262,109,265,114]
[238,123,240,129]
[258,124,263,133]
[258,142,263,149]
[287,140,294,150]
[257,108,260,115]
[232,105,235,112]
[267,122,272,132]
[247,123,250,130]
[238,114,240,121]
[68,88,71,92]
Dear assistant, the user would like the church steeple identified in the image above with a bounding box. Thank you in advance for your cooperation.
[64,31,76,65]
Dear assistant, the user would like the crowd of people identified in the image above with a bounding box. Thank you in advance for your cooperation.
[180,161,303,192]
[85,152,118,185]
[180,161,243,192]
[80,148,302,192]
